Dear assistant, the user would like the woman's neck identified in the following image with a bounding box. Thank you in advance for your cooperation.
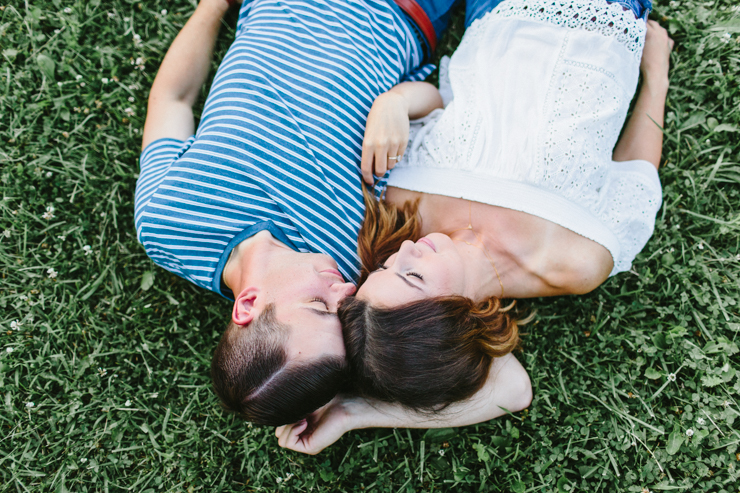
[385,186,549,298]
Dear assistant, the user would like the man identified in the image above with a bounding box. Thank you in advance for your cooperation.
[135,0,455,425]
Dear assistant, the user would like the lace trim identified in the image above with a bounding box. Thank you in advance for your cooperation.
[477,0,646,56]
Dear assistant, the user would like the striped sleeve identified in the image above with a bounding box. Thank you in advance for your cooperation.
[134,137,195,242]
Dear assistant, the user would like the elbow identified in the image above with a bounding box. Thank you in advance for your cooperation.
[516,372,533,412]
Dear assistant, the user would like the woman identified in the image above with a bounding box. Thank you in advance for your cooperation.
[276,0,673,452]
[352,0,672,403]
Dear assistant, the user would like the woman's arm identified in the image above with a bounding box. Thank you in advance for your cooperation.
[612,20,674,170]
[361,81,443,184]
[141,0,233,149]
[275,353,531,455]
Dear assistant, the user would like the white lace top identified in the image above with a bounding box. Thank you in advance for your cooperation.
[388,0,662,276]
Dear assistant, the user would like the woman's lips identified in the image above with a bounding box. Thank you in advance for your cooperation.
[417,237,437,252]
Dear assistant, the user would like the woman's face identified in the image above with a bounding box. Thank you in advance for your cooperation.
[356,233,476,307]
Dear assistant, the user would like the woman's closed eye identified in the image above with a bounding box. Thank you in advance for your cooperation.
[376,265,424,281]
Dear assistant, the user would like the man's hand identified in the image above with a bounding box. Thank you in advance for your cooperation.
[275,396,353,455]
[360,92,410,185]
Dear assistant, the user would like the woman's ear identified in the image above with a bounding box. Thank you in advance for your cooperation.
[232,287,260,326]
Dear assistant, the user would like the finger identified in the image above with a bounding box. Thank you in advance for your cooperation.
[386,146,401,171]
[292,419,309,446]
[374,149,388,178]
[361,144,376,185]
[275,425,285,438]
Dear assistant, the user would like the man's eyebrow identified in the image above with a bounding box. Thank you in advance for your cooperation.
[303,307,338,317]
[396,272,422,291]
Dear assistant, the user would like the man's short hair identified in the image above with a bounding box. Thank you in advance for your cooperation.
[211,304,348,426]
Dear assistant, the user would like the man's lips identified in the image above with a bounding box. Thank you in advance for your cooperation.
[321,269,344,280]
[417,237,437,252]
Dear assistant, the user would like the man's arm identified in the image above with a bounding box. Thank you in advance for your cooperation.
[141,0,233,149]
[361,81,443,184]
[612,20,674,170]
[275,353,532,455]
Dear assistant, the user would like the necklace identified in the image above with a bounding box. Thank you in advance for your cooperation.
[448,202,505,299]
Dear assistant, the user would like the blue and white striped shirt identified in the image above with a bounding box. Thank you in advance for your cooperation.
[134,0,432,299]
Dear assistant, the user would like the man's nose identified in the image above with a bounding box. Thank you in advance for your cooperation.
[332,281,356,299]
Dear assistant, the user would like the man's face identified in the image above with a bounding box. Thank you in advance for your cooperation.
[258,251,356,361]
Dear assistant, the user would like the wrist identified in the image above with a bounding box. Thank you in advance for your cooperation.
[198,0,231,17]
[383,89,411,115]
[642,74,669,95]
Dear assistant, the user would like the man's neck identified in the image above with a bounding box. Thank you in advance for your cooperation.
[222,230,289,294]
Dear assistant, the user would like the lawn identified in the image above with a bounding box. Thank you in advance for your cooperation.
[1,0,739,491]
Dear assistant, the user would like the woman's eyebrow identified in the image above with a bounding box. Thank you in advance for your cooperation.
[395,272,422,290]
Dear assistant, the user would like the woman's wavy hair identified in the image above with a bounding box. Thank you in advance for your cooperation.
[339,186,527,411]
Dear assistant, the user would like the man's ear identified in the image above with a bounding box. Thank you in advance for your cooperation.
[232,287,260,326]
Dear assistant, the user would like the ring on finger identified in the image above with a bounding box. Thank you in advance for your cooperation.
[388,155,403,160]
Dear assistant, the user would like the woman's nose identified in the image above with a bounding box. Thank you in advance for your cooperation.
[398,240,422,259]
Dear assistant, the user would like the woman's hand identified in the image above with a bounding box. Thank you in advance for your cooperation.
[275,396,354,455]
[640,20,674,88]
[361,91,410,185]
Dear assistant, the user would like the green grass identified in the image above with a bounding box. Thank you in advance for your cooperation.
[1,0,739,491]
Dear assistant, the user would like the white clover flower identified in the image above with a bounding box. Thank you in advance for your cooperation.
[46,171,53,178]
[80,82,85,87]
[667,373,676,382]
[42,205,55,220]
[80,457,88,463]
[2,230,10,238]
[135,57,144,66]
[439,449,445,456]
[125,400,132,407]
[723,32,732,43]
[686,429,694,437]
[57,82,63,87]
[98,367,107,377]
[10,320,21,330]
[697,417,705,425]
[276,478,282,484]
[26,402,34,408]
[698,242,704,250]
[124,107,135,116]
[133,33,142,44]
[83,245,93,256]
[128,96,135,103]
[101,77,109,84]
[63,7,72,14]
[75,75,82,81]
[161,9,167,15]
[669,0,678,7]
[47,268,58,279]
[5,347,13,353]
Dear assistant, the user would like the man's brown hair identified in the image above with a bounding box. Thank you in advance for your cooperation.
[211,304,348,425]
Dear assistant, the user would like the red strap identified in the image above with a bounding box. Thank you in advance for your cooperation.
[394,0,437,53]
